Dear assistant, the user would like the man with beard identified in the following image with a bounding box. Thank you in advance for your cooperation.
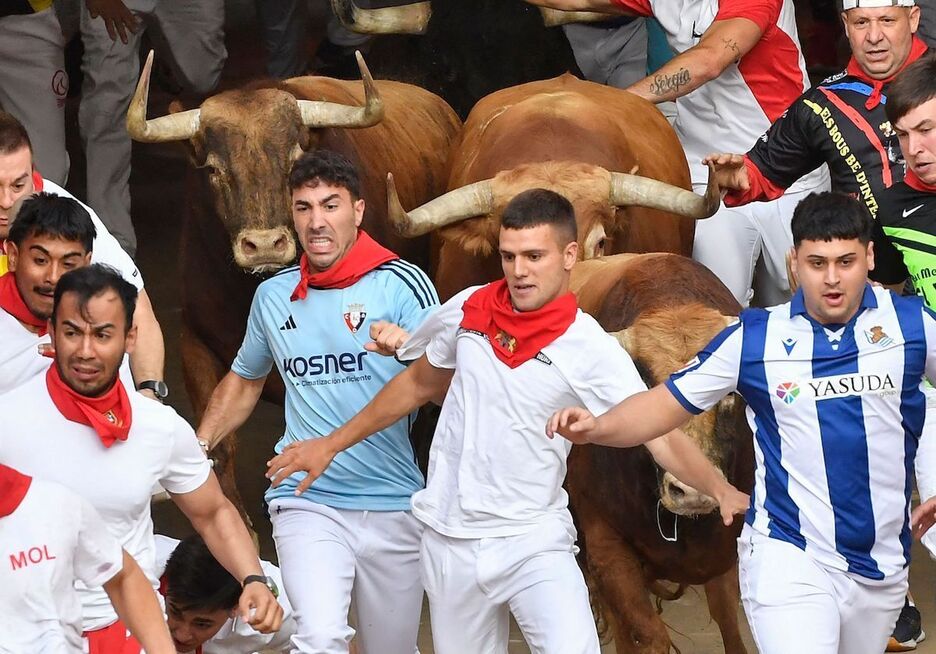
[0,264,283,653]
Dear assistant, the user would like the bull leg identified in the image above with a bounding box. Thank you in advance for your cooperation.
[575,503,672,654]
[703,565,747,654]
[180,325,248,520]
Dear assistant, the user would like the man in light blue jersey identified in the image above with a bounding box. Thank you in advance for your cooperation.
[197,149,438,654]
[548,191,936,654]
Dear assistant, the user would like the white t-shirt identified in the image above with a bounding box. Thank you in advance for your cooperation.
[154,535,295,654]
[0,308,134,395]
[0,374,211,630]
[399,287,647,538]
[0,478,123,654]
[40,178,144,290]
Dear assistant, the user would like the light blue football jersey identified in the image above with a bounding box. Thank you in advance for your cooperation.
[232,259,439,511]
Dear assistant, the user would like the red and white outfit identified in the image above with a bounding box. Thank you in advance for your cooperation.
[612,0,830,305]
[0,464,124,654]
[0,370,211,650]
[397,282,647,654]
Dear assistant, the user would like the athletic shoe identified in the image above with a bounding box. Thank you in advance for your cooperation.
[887,597,926,652]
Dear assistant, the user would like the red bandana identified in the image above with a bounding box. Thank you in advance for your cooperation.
[845,37,929,110]
[0,272,47,335]
[33,171,44,192]
[291,230,398,301]
[0,463,32,518]
[46,365,133,448]
[459,279,578,369]
[905,168,936,193]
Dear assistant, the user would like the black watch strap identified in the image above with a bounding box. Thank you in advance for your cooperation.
[243,574,279,598]
[136,380,168,399]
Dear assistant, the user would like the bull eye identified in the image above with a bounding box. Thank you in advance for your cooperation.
[595,237,607,256]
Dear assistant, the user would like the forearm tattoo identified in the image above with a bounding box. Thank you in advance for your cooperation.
[648,68,691,97]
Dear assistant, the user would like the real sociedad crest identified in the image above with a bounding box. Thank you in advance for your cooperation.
[344,303,366,333]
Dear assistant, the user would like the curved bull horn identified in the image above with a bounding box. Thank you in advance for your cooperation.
[127,50,201,143]
[609,328,635,354]
[539,8,618,27]
[609,163,721,219]
[297,51,384,128]
[388,173,495,238]
[331,0,431,34]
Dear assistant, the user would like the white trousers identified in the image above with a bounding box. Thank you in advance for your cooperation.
[692,173,830,307]
[915,387,936,557]
[0,8,69,184]
[270,498,423,654]
[738,525,907,654]
[420,518,600,654]
[78,0,226,256]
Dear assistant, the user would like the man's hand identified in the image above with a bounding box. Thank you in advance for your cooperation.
[546,407,598,444]
[701,153,750,192]
[912,496,936,540]
[85,0,138,44]
[266,437,339,494]
[714,486,750,527]
[238,583,283,633]
[365,321,409,356]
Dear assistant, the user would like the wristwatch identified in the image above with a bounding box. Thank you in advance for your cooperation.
[243,574,279,598]
[137,380,169,400]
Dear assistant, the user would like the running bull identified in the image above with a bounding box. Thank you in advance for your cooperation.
[570,252,754,654]
[388,74,721,300]
[127,51,460,505]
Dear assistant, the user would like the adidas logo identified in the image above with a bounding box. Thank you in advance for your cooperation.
[279,315,297,331]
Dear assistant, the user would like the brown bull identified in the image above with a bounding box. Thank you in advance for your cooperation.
[570,253,754,654]
[127,52,460,507]
[388,74,720,300]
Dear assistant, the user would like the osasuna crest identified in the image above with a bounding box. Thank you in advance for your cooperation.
[344,303,367,333]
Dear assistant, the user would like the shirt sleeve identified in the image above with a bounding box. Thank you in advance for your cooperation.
[159,414,212,495]
[397,286,477,366]
[569,331,648,415]
[745,97,827,193]
[714,0,782,32]
[871,218,911,285]
[387,261,440,333]
[665,320,743,414]
[922,305,936,385]
[72,493,125,588]
[231,287,275,380]
[87,213,144,291]
[609,0,653,17]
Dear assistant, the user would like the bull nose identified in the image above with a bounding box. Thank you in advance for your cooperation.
[660,471,719,516]
[233,227,297,272]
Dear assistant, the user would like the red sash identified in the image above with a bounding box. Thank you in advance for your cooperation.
[0,271,47,335]
[459,279,578,369]
[905,168,936,193]
[83,620,142,654]
[845,36,929,109]
[0,464,32,518]
[46,365,132,448]
[291,230,398,301]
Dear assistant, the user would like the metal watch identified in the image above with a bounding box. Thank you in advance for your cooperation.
[243,574,279,598]
[136,380,169,400]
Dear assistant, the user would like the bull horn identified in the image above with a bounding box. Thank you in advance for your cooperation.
[331,0,431,34]
[609,329,635,354]
[539,8,618,27]
[297,52,384,128]
[609,163,721,219]
[388,173,495,238]
[127,50,201,143]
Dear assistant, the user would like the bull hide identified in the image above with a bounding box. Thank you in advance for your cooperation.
[569,253,755,654]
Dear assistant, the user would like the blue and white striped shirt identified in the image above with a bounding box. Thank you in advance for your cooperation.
[667,285,936,580]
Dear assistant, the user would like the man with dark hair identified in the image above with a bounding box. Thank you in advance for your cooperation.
[703,0,928,244]
[267,187,748,653]
[0,111,168,403]
[548,190,936,654]
[197,149,438,653]
[154,534,296,653]
[0,264,283,653]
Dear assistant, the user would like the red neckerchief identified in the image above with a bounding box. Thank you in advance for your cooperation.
[905,168,936,193]
[32,171,44,192]
[46,365,132,448]
[0,272,47,335]
[845,37,928,109]
[291,230,398,301]
[0,463,32,518]
[459,279,578,369]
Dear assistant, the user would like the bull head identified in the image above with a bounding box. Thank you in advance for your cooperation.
[387,162,721,259]
[611,309,739,517]
[331,0,432,34]
[127,50,384,273]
